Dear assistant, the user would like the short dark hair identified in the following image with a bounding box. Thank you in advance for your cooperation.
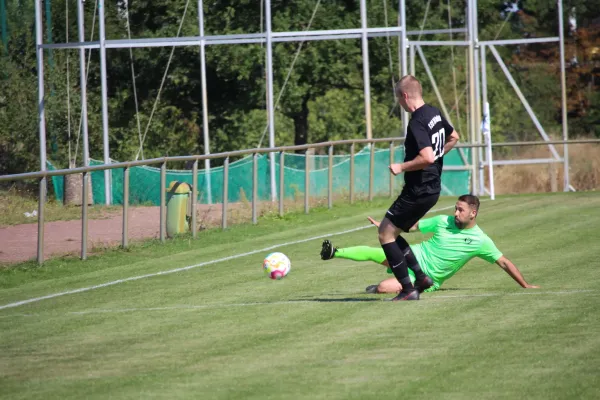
[458,194,480,212]
[396,75,422,96]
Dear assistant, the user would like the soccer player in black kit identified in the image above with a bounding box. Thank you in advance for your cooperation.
[379,75,460,301]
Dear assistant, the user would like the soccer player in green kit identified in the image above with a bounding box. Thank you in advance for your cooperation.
[320,195,539,295]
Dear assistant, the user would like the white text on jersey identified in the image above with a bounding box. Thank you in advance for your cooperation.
[428,115,442,130]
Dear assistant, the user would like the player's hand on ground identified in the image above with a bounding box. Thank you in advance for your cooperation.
[523,284,540,289]
[388,163,403,176]
[367,216,380,228]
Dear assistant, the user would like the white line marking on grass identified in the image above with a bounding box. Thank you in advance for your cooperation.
[0,289,596,318]
[0,203,464,311]
[0,301,316,318]
[0,313,37,318]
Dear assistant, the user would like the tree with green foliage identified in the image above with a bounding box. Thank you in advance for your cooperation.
[1,0,599,179]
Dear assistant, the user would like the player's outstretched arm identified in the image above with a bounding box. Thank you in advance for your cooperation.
[495,256,540,289]
[444,130,460,154]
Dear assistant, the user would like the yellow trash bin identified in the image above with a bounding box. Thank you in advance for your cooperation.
[166,181,192,237]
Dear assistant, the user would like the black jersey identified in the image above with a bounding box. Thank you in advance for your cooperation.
[403,104,454,195]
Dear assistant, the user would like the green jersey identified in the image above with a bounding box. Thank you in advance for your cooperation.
[411,215,503,290]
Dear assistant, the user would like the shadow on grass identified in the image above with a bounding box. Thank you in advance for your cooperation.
[292,297,381,303]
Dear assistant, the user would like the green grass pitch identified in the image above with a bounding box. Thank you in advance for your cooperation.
[1,192,600,399]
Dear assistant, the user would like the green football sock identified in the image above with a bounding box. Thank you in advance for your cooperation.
[335,246,387,265]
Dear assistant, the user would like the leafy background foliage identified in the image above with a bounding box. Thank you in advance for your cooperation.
[0,0,598,175]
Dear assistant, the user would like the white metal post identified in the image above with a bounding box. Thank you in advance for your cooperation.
[78,0,90,259]
[35,0,47,263]
[265,0,277,201]
[198,0,212,203]
[483,102,495,200]
[409,43,415,76]
[481,46,488,120]
[467,0,478,195]
[35,0,47,171]
[399,0,408,136]
[77,0,89,167]
[359,0,372,140]
[472,0,483,196]
[98,1,111,204]
[479,44,487,195]
[557,0,570,191]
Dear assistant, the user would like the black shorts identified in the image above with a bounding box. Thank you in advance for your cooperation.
[384,189,440,232]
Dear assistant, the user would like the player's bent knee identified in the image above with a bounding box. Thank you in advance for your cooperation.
[378,231,390,244]
[378,219,398,244]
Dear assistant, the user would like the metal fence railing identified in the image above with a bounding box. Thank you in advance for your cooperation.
[1,138,599,264]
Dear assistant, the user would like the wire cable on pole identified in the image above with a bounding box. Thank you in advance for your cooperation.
[388,0,431,118]
[135,0,192,161]
[447,0,462,135]
[417,0,432,41]
[124,0,144,160]
[383,0,397,95]
[494,10,515,41]
[257,0,322,148]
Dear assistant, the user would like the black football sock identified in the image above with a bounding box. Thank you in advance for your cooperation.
[381,242,414,291]
[395,236,426,281]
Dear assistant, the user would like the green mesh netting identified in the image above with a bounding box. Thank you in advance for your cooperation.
[48,145,471,205]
